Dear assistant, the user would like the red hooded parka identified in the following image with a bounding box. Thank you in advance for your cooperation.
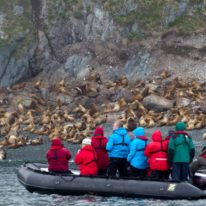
[46,137,71,172]
[144,130,169,171]
[91,127,109,170]
[75,145,98,176]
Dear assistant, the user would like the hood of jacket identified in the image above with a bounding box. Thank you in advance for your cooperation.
[51,137,63,150]
[175,122,186,131]
[151,130,163,142]
[93,127,104,137]
[133,127,144,137]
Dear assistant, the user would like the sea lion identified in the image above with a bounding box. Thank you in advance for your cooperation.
[160,70,171,79]
[29,136,43,145]
[8,135,18,145]
[158,113,169,126]
[118,97,127,108]
[0,148,6,160]
[202,133,206,140]
[139,116,147,127]
[146,117,155,128]
[63,111,75,122]
[22,122,35,132]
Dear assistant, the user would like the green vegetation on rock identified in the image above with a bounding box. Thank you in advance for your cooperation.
[168,11,206,36]
[47,0,85,22]
[102,0,206,39]
[0,0,35,56]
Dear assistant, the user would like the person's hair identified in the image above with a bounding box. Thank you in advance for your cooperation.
[113,120,123,130]
[126,117,137,132]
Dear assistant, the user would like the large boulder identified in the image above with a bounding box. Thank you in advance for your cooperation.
[48,92,73,105]
[143,94,174,112]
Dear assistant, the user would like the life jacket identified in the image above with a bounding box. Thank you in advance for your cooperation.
[46,138,71,172]
[91,136,109,169]
[145,130,169,171]
[113,132,129,147]
[93,138,106,150]
[135,136,148,152]
[150,141,167,155]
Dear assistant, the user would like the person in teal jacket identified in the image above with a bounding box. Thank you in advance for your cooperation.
[106,120,131,177]
[168,122,195,182]
[127,127,148,177]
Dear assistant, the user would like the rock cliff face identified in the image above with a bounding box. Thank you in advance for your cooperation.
[1,0,206,87]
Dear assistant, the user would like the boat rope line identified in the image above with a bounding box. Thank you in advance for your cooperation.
[59,175,76,182]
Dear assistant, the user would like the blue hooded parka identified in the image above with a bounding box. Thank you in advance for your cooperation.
[127,127,148,169]
[106,127,131,158]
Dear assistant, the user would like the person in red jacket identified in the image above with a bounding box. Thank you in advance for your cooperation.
[91,127,109,175]
[144,130,170,179]
[75,138,98,176]
[46,137,71,173]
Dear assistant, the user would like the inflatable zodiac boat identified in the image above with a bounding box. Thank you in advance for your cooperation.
[193,169,206,190]
[17,162,206,200]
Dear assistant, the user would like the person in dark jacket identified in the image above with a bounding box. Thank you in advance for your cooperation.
[165,130,175,143]
[106,120,131,177]
[190,146,206,175]
[75,138,98,176]
[91,127,109,175]
[145,130,170,180]
[168,122,195,182]
[46,137,71,173]
[127,127,148,178]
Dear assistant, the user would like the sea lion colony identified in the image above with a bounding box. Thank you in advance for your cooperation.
[0,69,206,154]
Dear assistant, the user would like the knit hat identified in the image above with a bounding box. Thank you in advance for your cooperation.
[93,127,104,136]
[175,122,186,131]
[82,138,91,145]
[133,127,145,137]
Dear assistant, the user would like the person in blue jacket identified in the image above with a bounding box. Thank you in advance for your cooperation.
[106,120,131,177]
[127,127,148,178]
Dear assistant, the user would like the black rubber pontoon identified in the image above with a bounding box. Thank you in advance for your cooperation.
[17,162,206,200]
[193,170,206,190]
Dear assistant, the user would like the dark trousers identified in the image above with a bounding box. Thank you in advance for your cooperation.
[130,165,147,178]
[108,157,127,177]
[150,170,170,180]
[98,169,108,176]
[172,162,189,182]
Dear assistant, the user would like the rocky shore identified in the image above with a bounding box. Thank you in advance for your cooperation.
[0,69,206,158]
